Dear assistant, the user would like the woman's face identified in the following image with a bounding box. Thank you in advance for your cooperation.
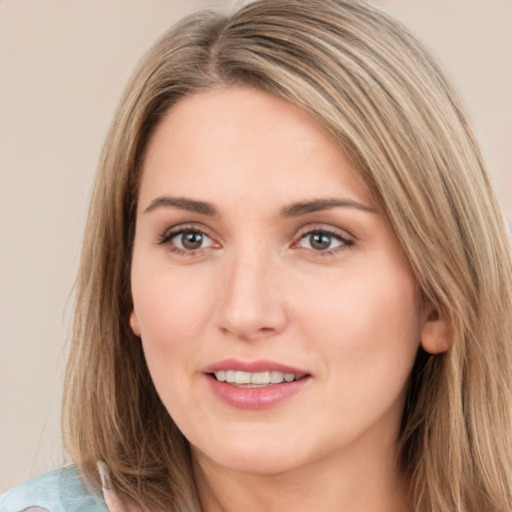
[130,87,427,478]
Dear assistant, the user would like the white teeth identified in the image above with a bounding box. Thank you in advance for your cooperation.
[270,371,283,383]
[251,371,270,384]
[234,371,251,384]
[213,370,298,386]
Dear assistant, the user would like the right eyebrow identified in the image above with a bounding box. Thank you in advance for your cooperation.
[143,196,218,216]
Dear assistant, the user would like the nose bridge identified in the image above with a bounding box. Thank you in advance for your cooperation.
[217,241,287,339]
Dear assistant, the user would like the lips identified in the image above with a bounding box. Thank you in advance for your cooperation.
[213,370,301,387]
[203,359,311,409]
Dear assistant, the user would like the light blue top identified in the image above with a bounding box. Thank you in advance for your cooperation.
[0,466,108,512]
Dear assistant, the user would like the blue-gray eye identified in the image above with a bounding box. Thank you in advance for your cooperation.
[299,231,344,251]
[171,230,212,250]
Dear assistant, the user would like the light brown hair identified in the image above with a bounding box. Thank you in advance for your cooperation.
[63,1,512,510]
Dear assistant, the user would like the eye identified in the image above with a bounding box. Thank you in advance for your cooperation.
[173,230,210,250]
[159,227,217,254]
[297,229,353,253]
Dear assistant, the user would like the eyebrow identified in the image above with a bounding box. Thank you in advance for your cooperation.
[143,195,375,217]
[144,196,218,216]
[280,198,376,217]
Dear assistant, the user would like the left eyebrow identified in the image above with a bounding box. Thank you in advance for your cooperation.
[280,198,376,217]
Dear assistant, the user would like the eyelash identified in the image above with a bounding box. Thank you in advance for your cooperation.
[157,225,216,257]
[295,227,354,256]
[157,225,354,257]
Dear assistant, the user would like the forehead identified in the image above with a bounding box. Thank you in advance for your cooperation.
[138,86,372,210]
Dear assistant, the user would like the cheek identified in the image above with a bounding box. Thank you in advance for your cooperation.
[132,264,212,340]
[297,263,421,389]
[130,264,217,394]
[131,271,218,433]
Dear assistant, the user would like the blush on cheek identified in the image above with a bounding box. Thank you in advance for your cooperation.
[301,272,420,374]
[135,271,213,338]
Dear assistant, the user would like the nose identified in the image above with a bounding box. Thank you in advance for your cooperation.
[216,250,288,341]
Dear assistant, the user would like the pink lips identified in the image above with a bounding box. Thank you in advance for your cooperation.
[203,359,311,410]
[203,358,308,375]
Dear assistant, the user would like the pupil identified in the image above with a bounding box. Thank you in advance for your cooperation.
[310,233,331,250]
[182,231,203,249]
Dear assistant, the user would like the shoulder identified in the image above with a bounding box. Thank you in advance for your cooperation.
[0,466,109,512]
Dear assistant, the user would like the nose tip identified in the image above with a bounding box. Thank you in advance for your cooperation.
[216,258,288,341]
[219,322,280,341]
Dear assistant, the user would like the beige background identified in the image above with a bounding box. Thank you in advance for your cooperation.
[0,0,510,493]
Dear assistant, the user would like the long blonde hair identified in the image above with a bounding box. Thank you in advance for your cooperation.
[62,1,512,510]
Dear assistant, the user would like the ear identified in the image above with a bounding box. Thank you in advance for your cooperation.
[420,314,453,354]
[129,310,141,337]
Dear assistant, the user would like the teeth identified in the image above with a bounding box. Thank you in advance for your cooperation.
[270,371,283,383]
[234,371,251,384]
[251,371,270,384]
[214,370,298,386]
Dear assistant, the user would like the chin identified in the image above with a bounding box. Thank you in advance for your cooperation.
[192,433,310,477]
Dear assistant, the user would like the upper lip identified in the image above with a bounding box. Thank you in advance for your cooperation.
[202,358,310,377]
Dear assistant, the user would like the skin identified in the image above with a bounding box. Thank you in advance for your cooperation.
[130,86,447,512]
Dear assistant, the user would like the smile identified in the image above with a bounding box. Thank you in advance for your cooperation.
[213,370,302,387]
[203,360,311,409]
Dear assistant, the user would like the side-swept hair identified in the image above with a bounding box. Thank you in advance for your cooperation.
[63,1,512,510]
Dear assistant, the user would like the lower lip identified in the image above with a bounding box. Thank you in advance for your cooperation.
[205,375,310,409]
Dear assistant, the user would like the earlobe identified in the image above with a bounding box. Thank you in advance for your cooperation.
[129,310,141,337]
[420,317,453,354]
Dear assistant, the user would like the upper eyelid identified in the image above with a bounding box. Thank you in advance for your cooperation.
[294,223,355,241]
[159,223,215,241]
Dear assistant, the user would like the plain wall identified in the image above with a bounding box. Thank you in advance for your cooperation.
[0,0,510,493]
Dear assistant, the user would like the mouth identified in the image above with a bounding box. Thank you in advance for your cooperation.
[210,370,308,388]
[203,360,311,409]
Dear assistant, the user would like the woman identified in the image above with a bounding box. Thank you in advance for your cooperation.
[2,0,511,511]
